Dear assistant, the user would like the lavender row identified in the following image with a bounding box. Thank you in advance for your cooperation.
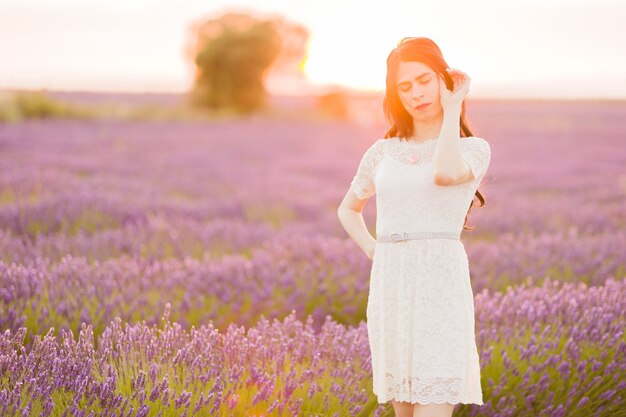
[1,214,624,297]
[3,226,624,346]
[1,276,624,416]
[0,232,371,342]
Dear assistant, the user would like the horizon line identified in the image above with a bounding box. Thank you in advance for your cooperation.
[1,86,625,102]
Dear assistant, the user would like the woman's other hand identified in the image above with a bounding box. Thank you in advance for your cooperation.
[365,241,377,261]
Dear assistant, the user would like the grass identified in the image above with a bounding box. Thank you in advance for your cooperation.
[0,89,342,124]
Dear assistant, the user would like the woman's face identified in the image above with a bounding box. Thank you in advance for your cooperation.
[395,60,443,118]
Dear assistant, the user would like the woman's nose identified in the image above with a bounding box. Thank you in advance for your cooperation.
[413,89,425,99]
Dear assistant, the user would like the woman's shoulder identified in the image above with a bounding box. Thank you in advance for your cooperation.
[356,138,388,167]
[373,137,391,146]
[372,136,399,150]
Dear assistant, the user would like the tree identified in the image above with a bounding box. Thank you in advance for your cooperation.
[185,11,309,114]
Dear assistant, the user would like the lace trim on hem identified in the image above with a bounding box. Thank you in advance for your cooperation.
[374,373,483,406]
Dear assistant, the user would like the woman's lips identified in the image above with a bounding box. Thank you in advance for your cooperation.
[415,103,431,110]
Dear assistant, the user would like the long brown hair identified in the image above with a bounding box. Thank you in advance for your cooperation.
[382,36,485,231]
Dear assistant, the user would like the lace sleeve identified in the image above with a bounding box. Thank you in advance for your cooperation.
[460,137,491,182]
[350,139,385,200]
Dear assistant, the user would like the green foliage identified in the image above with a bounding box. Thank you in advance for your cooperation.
[0,90,96,122]
[187,12,308,115]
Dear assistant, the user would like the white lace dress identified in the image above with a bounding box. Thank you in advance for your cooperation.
[350,135,491,405]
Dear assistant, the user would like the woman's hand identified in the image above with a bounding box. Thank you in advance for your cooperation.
[365,241,376,261]
[439,68,471,110]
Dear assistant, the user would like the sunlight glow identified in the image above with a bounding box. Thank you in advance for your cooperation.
[0,0,624,98]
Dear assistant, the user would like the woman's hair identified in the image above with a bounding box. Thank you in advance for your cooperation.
[382,36,485,231]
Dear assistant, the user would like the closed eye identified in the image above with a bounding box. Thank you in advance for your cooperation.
[400,80,430,92]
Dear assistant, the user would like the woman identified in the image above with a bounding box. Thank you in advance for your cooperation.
[337,37,491,417]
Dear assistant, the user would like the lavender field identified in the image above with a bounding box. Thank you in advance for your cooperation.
[1,99,625,416]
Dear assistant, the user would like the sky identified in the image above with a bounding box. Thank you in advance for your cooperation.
[1,0,624,99]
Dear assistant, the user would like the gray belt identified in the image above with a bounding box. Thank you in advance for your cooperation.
[377,231,460,243]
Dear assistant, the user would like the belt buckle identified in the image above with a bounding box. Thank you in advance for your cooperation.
[390,233,404,242]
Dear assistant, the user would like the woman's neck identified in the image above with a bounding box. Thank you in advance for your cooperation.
[409,112,443,142]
